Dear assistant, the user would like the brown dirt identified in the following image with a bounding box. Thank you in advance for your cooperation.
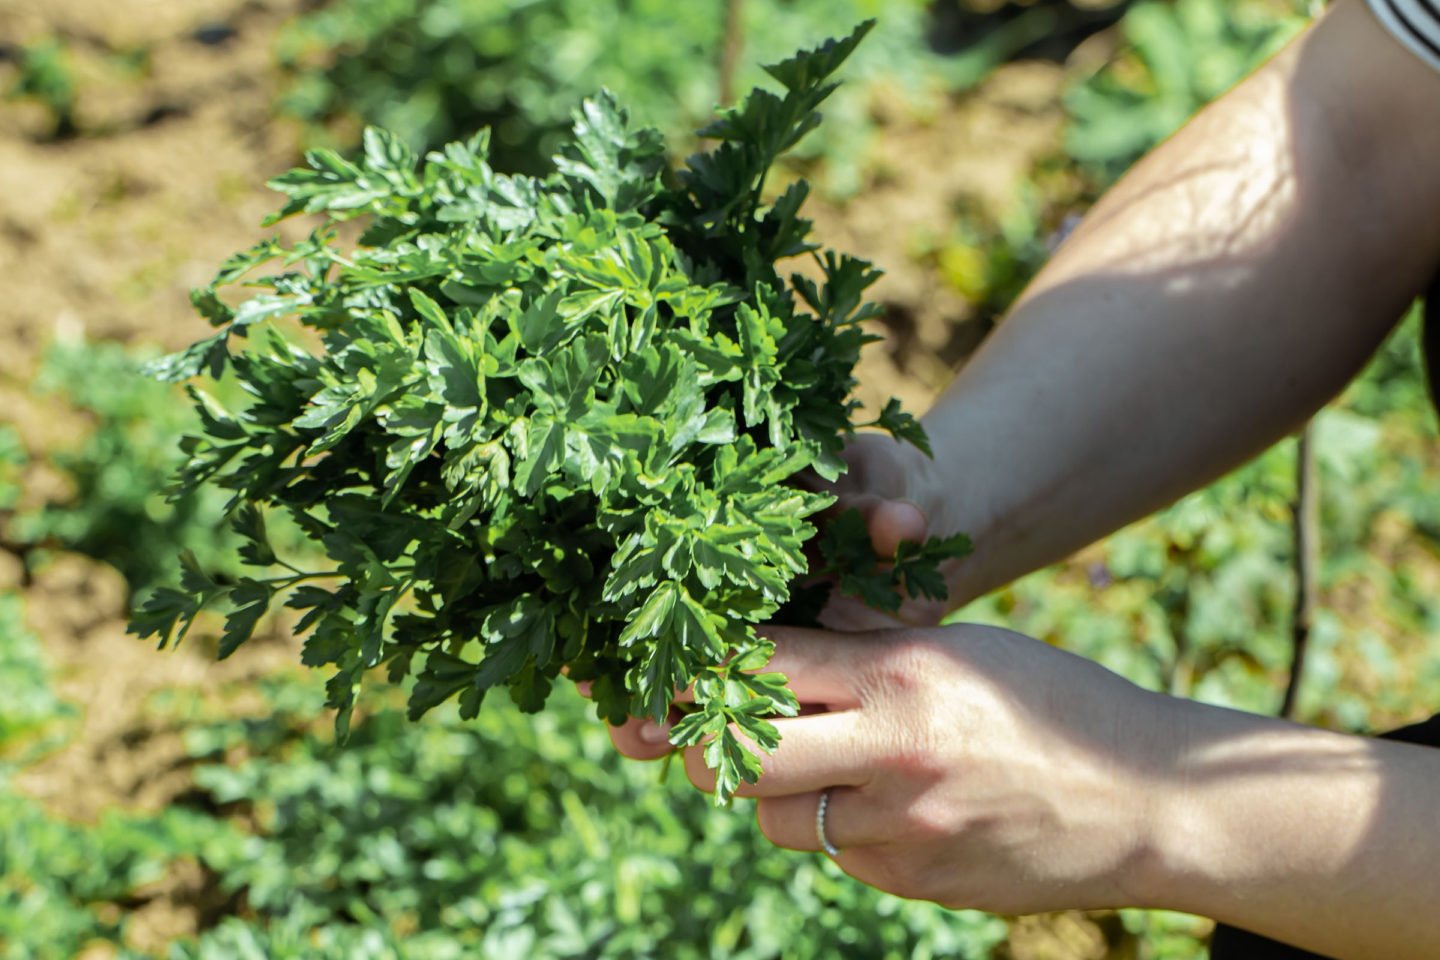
[0,0,307,380]
[820,62,1070,418]
[0,0,312,831]
[14,552,298,823]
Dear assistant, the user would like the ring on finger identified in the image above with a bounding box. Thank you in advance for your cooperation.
[816,788,841,857]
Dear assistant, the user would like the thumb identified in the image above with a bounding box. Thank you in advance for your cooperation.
[844,494,929,558]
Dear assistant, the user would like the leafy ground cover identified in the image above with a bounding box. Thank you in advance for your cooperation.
[1,595,1010,959]
[273,0,944,185]
[8,340,239,596]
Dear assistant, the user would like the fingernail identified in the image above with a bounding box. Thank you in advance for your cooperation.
[639,721,671,745]
[895,498,928,526]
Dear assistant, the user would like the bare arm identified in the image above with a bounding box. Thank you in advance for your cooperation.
[882,0,1440,605]
[1144,694,1440,958]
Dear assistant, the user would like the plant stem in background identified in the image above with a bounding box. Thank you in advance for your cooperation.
[719,0,746,106]
[1282,423,1318,719]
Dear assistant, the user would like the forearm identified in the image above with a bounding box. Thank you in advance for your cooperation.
[1134,698,1440,959]
[924,0,1440,604]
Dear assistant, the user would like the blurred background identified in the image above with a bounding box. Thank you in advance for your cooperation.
[2,0,1437,956]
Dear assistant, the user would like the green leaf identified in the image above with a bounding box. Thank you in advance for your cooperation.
[265,147,393,221]
[143,332,230,383]
[233,503,277,568]
[618,581,679,649]
[553,91,666,212]
[765,20,875,94]
[476,595,558,694]
[220,579,274,659]
[408,649,479,720]
[873,397,933,457]
[129,586,206,649]
[513,414,564,496]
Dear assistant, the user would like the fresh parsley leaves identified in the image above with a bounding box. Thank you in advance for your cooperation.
[131,22,969,802]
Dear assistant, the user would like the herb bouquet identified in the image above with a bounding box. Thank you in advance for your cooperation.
[132,23,968,801]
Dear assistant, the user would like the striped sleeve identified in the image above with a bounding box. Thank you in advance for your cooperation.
[1367,0,1440,72]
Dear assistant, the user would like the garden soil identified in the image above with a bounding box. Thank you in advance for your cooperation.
[0,1,1121,956]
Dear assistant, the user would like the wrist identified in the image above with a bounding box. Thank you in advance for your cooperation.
[912,407,1002,608]
[1124,700,1383,917]
[1107,689,1202,910]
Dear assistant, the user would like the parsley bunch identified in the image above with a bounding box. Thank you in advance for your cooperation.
[132,23,968,801]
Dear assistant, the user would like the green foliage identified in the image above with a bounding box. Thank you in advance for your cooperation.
[135,28,966,802]
[276,0,942,181]
[163,675,1007,959]
[1064,0,1307,183]
[15,339,241,596]
[1116,910,1214,960]
[4,38,77,139]
[0,661,1006,958]
[0,592,70,762]
[0,792,242,960]
[929,187,1058,328]
[818,508,971,614]
[0,591,225,958]
[0,427,22,514]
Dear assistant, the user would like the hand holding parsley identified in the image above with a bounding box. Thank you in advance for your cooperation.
[130,23,968,802]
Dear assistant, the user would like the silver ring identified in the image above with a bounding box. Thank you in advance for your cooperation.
[816,788,840,857]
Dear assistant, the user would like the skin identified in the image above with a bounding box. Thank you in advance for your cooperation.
[607,0,1440,956]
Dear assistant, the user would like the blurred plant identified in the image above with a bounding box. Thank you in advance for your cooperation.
[13,339,241,597]
[1116,909,1214,960]
[276,0,942,184]
[162,674,1009,959]
[1064,0,1307,183]
[4,38,78,140]
[0,788,243,959]
[0,586,232,957]
[0,592,71,764]
[929,187,1058,328]
[0,428,22,515]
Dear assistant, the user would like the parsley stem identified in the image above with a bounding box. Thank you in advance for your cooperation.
[261,566,417,588]
[262,570,342,586]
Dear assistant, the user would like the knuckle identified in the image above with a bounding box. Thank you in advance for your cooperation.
[896,795,961,844]
[869,708,950,783]
[876,741,946,782]
[861,635,947,699]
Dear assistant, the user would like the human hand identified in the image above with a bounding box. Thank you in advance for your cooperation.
[602,433,954,760]
[653,624,1178,915]
[809,432,965,632]
[827,431,935,560]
